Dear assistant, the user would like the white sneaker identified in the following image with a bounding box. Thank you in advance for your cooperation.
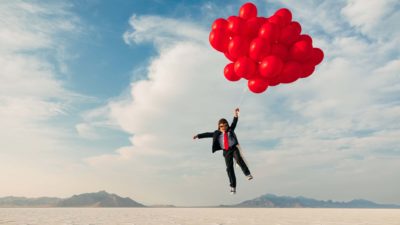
[230,187,236,194]
[246,174,253,180]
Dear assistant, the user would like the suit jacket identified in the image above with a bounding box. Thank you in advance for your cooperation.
[197,116,239,153]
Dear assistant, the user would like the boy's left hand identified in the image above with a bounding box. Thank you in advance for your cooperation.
[234,108,239,117]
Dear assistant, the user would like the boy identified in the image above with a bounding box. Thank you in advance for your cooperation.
[193,108,253,194]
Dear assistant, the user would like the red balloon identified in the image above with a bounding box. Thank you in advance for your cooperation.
[298,34,312,45]
[208,3,324,92]
[224,63,241,81]
[227,16,246,36]
[299,63,315,78]
[310,48,324,65]
[258,22,279,43]
[279,23,300,45]
[280,61,302,83]
[239,2,258,20]
[228,36,249,60]
[265,76,281,86]
[290,21,302,35]
[259,55,284,78]
[234,56,257,79]
[268,15,285,28]
[257,16,268,27]
[270,43,289,61]
[274,8,292,26]
[248,78,269,93]
[212,18,228,32]
[209,30,229,52]
[224,51,236,62]
[290,40,312,62]
[249,37,270,62]
[244,17,262,38]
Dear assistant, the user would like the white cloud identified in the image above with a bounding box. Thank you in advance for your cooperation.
[0,1,78,52]
[0,1,73,145]
[341,0,398,37]
[123,15,207,48]
[273,0,347,35]
[0,1,89,197]
[0,1,80,119]
[75,105,121,139]
[0,55,68,99]
[75,123,100,140]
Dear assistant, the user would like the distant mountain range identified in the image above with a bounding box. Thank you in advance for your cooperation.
[1,191,399,208]
[225,194,400,208]
[0,191,144,207]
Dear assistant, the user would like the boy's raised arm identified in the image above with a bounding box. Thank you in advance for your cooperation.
[231,108,239,130]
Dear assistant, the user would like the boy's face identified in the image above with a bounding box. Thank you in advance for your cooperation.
[219,123,228,132]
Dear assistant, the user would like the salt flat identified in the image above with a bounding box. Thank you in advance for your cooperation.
[0,208,399,225]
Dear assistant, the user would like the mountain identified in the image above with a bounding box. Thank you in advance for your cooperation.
[226,194,400,208]
[56,191,145,207]
[0,196,60,207]
[2,192,399,208]
[0,191,145,208]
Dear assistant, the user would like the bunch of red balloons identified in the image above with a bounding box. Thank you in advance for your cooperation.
[209,2,324,94]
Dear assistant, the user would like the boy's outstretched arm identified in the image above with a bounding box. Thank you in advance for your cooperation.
[193,132,213,139]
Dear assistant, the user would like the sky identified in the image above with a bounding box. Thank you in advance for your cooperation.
[0,0,399,206]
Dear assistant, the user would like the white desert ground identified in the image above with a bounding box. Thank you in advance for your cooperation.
[0,208,399,225]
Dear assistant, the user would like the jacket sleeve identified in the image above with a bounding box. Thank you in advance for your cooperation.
[230,116,238,131]
[197,132,214,139]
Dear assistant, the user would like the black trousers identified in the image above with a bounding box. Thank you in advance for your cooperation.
[223,145,251,188]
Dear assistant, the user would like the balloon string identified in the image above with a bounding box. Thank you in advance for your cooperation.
[236,85,248,108]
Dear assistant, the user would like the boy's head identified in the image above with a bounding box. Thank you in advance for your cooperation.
[218,118,229,132]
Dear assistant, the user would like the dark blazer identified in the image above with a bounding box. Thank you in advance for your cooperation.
[197,116,239,153]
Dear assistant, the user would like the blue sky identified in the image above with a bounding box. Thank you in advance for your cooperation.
[0,0,399,206]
